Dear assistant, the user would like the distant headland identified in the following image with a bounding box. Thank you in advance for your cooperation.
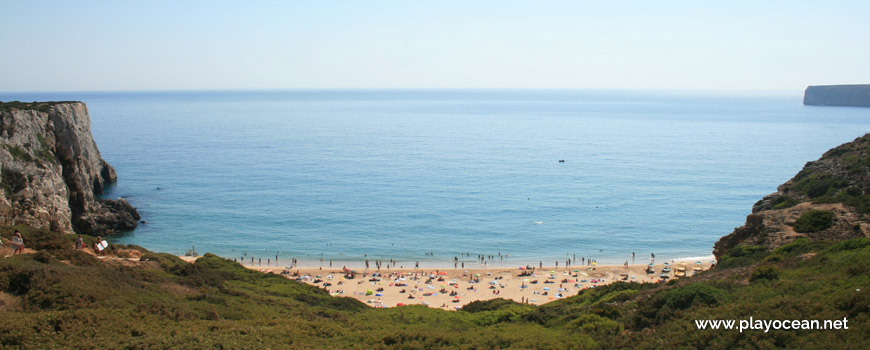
[803,84,870,107]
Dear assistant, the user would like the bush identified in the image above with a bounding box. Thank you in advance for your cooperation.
[762,254,784,263]
[750,266,779,282]
[654,284,727,310]
[771,195,799,210]
[825,238,870,253]
[793,210,835,233]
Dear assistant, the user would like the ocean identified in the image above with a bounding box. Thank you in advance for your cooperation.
[2,89,868,267]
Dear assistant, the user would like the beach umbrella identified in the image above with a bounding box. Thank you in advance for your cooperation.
[439,271,447,275]
[375,293,383,297]
[519,266,526,270]
[474,273,481,277]
[558,288,565,292]
[573,269,579,272]
[550,270,556,273]
[543,287,550,291]
[397,303,406,306]
[489,280,498,285]
[366,290,373,295]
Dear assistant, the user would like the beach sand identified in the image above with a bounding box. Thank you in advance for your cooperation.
[180,257,715,310]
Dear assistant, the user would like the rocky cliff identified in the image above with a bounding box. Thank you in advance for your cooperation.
[0,101,139,235]
[714,134,870,259]
[803,84,870,107]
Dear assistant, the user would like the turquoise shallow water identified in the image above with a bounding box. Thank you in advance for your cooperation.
[2,89,868,267]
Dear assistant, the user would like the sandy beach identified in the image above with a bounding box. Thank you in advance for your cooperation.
[179,257,716,310]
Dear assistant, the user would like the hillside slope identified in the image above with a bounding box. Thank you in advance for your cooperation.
[715,134,870,259]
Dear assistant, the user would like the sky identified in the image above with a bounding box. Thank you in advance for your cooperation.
[2,0,869,92]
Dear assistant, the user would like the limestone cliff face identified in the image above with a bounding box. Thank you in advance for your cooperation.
[0,101,139,234]
[714,134,870,259]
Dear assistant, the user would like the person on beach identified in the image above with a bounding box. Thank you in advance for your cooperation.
[12,230,24,255]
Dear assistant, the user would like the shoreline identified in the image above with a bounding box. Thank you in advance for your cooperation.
[178,251,716,270]
[180,256,716,310]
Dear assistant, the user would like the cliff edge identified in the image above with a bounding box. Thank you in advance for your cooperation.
[714,134,870,259]
[803,84,870,107]
[0,101,139,234]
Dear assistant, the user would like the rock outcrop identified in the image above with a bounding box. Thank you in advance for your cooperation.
[714,134,870,259]
[803,84,870,107]
[0,101,139,235]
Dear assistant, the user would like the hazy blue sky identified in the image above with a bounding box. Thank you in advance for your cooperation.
[2,1,868,92]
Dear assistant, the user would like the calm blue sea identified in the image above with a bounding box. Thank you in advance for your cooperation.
[2,90,868,267]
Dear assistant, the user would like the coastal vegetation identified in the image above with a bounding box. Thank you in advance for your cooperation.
[1,223,867,348]
[793,210,835,233]
[0,101,79,113]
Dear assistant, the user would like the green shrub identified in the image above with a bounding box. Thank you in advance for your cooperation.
[762,254,784,263]
[825,238,870,253]
[462,298,522,313]
[771,195,799,210]
[654,283,727,310]
[793,210,835,233]
[717,245,769,268]
[750,266,779,282]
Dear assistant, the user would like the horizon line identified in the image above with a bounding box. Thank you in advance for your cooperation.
[0,87,804,95]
